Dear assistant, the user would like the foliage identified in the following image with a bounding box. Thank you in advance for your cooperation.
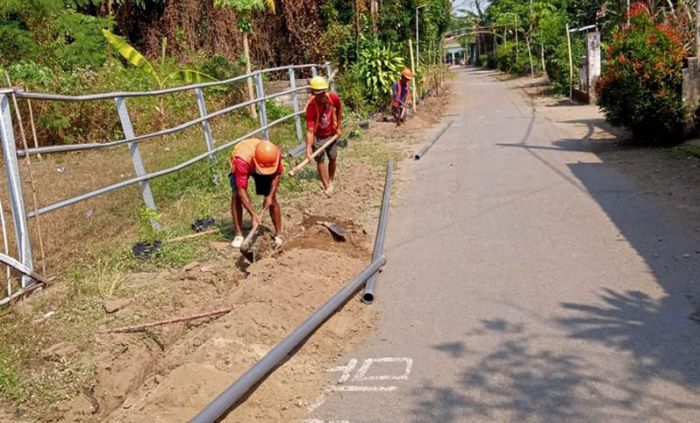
[137,207,163,243]
[0,0,113,70]
[213,0,276,33]
[595,3,687,143]
[352,40,405,104]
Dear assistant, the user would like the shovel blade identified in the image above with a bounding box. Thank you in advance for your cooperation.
[321,222,346,240]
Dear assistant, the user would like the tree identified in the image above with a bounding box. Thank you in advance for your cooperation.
[102,29,217,131]
[213,0,276,119]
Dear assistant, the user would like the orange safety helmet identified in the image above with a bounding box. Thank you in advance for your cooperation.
[401,68,414,80]
[253,140,281,175]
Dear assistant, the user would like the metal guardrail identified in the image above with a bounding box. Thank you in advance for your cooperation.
[0,62,334,303]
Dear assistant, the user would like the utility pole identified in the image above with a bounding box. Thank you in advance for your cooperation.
[415,4,428,68]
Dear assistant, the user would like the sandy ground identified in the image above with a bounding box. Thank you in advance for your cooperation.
[0,81,452,422]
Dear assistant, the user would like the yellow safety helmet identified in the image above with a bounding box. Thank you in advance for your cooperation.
[309,76,329,94]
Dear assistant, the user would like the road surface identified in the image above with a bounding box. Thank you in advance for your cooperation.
[307,68,700,422]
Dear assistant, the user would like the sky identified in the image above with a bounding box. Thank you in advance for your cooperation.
[452,0,491,15]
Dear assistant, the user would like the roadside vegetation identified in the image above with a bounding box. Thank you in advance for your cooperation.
[473,0,698,143]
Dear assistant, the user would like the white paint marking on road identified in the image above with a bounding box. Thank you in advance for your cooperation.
[308,357,410,412]
[303,420,351,423]
[329,385,398,392]
[353,357,413,381]
[326,358,357,383]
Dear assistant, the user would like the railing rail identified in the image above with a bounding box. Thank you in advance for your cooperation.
[0,61,335,303]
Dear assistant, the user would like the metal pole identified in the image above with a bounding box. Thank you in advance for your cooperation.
[115,96,159,229]
[194,88,219,186]
[254,72,269,140]
[414,120,454,160]
[416,7,420,68]
[190,256,387,423]
[566,24,573,100]
[288,68,303,142]
[0,94,33,287]
[311,66,318,77]
[362,160,393,304]
[326,62,336,91]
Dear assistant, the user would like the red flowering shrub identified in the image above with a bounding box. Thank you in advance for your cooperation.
[595,3,687,143]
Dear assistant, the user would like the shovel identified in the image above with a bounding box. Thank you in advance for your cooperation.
[317,221,346,241]
[240,206,268,261]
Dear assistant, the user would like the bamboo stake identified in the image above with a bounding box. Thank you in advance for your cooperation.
[104,307,233,334]
[166,228,218,243]
[26,97,42,160]
[4,73,47,275]
[409,39,417,111]
[566,23,574,100]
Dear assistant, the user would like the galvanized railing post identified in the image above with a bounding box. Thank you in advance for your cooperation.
[254,71,269,140]
[326,62,336,91]
[194,88,220,186]
[288,68,303,142]
[311,66,318,77]
[114,96,159,229]
[0,93,33,287]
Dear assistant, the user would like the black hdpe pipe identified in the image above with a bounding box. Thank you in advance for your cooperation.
[189,256,387,423]
[414,119,454,160]
[362,160,393,304]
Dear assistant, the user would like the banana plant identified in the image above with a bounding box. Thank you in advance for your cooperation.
[102,29,218,131]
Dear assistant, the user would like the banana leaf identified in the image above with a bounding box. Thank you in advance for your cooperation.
[102,29,157,80]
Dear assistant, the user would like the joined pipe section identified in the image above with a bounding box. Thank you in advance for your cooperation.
[189,256,387,423]
[414,120,454,160]
[362,159,393,304]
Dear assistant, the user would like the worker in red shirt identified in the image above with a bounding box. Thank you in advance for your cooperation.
[306,76,343,195]
[229,138,283,248]
[391,68,413,126]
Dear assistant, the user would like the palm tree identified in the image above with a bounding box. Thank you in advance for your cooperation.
[214,0,276,119]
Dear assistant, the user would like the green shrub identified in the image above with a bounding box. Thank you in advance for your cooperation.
[596,3,687,143]
[352,39,405,105]
[335,72,370,117]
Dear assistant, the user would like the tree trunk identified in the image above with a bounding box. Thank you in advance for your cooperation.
[540,42,546,77]
[243,32,258,119]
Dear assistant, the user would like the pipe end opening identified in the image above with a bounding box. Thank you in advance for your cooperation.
[362,293,375,304]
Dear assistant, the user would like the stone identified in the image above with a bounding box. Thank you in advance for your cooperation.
[183,261,201,272]
[42,342,78,362]
[103,299,131,314]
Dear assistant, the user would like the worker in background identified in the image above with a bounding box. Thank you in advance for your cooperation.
[391,68,413,126]
[306,75,343,195]
[229,138,283,248]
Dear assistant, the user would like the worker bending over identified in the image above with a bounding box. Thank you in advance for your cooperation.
[229,138,283,248]
[391,68,413,126]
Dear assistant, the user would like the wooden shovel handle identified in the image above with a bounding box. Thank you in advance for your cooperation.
[288,135,339,177]
[240,206,268,250]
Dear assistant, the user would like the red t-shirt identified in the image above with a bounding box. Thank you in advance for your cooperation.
[233,157,283,190]
[306,92,342,138]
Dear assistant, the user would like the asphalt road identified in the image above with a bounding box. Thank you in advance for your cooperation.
[306,68,700,423]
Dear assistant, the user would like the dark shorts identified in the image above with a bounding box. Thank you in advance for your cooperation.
[228,173,273,197]
[312,136,339,163]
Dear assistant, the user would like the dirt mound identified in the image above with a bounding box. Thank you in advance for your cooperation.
[105,247,374,422]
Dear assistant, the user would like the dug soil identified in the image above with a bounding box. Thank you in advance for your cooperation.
[0,79,453,422]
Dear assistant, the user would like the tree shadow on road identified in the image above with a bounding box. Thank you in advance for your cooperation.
[411,318,700,423]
